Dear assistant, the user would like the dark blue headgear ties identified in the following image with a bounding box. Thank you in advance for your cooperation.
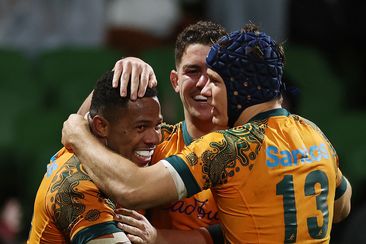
[206,30,284,127]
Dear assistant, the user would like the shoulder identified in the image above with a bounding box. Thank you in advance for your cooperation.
[47,156,114,237]
[289,114,329,135]
[200,122,265,146]
[290,114,338,156]
[160,122,181,141]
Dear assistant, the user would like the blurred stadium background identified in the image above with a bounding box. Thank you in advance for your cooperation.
[0,0,365,242]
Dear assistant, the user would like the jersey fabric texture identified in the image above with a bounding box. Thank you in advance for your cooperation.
[166,108,344,243]
[27,147,120,244]
[149,121,220,230]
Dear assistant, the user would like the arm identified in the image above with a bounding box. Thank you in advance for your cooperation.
[77,91,93,116]
[333,176,352,223]
[115,208,216,244]
[62,114,180,209]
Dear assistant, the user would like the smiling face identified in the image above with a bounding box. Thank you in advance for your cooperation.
[170,44,213,123]
[99,96,163,167]
[201,68,228,128]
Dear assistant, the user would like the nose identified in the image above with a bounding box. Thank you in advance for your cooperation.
[200,77,211,97]
[144,128,161,146]
[196,73,208,88]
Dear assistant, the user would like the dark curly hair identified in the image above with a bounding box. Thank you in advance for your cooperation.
[90,71,158,122]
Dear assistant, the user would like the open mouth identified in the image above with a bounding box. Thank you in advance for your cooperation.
[134,149,155,166]
[193,95,208,102]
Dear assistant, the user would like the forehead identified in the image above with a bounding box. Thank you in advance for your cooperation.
[207,68,224,83]
[180,44,210,63]
[115,96,162,123]
[130,96,161,115]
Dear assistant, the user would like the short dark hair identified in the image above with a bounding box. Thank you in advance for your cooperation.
[175,21,227,66]
[90,71,158,122]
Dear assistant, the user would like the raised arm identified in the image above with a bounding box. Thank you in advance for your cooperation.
[77,91,93,116]
[61,114,180,209]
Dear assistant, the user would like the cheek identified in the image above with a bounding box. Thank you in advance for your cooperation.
[181,77,197,89]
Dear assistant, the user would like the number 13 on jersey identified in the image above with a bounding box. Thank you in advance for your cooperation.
[276,170,329,243]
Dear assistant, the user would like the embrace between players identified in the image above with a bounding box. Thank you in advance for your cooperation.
[28,21,352,244]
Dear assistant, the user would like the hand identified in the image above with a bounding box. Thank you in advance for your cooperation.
[61,114,89,151]
[112,57,157,100]
[115,208,157,244]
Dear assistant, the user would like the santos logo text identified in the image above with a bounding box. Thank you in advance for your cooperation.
[266,143,329,168]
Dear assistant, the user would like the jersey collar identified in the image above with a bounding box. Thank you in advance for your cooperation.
[182,121,193,146]
[248,108,290,122]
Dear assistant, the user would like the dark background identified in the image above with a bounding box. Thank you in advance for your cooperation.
[0,0,365,242]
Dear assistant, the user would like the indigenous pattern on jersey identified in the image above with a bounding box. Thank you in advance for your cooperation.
[149,121,220,230]
[166,109,344,243]
[27,147,120,244]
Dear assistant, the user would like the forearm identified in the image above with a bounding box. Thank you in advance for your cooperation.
[333,176,352,223]
[77,91,93,116]
[72,132,179,208]
[72,133,137,204]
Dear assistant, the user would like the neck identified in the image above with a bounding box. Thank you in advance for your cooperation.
[184,116,222,139]
[233,99,282,126]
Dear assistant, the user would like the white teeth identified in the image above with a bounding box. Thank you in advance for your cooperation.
[194,95,207,101]
[135,150,154,157]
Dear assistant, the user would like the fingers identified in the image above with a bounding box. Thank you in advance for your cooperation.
[112,60,123,88]
[138,65,149,98]
[148,69,158,88]
[117,221,144,236]
[61,114,84,148]
[126,233,145,244]
[116,216,147,243]
[115,208,155,244]
[115,208,145,221]
[130,64,140,100]
[110,57,157,100]
[120,61,132,97]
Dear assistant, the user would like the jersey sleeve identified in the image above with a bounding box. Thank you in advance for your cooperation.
[69,180,121,243]
[47,158,121,243]
[165,130,239,197]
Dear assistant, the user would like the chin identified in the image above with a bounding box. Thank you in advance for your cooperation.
[195,110,213,119]
[197,114,213,122]
[212,117,226,128]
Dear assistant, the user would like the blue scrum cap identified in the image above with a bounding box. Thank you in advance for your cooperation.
[206,28,284,127]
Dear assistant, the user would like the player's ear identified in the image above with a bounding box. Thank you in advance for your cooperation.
[90,115,109,138]
[170,70,179,93]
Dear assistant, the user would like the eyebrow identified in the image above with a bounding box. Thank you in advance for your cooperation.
[134,117,163,124]
[207,70,222,82]
[181,64,201,70]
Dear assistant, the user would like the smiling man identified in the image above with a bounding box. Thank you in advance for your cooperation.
[27,71,162,243]
[62,24,352,243]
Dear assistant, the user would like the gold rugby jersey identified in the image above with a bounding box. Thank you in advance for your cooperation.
[149,121,220,230]
[27,148,120,244]
[166,109,346,243]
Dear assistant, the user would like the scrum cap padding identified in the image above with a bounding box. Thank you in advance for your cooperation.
[206,30,284,127]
